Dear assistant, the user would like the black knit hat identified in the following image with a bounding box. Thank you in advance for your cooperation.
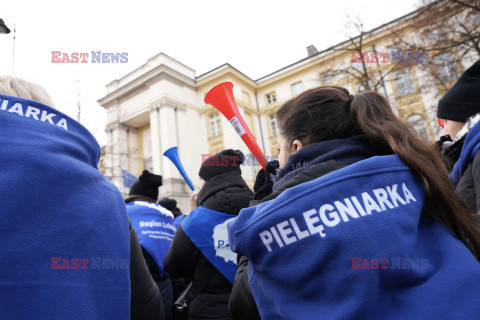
[129,170,163,201]
[199,149,244,181]
[158,197,177,211]
[437,60,480,122]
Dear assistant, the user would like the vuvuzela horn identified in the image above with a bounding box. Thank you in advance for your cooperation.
[163,146,195,191]
[204,82,268,169]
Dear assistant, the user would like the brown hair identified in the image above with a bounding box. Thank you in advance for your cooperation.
[277,86,480,259]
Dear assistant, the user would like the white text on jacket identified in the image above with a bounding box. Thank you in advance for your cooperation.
[1,99,68,130]
[259,183,416,252]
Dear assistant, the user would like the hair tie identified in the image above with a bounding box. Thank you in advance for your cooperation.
[346,95,354,109]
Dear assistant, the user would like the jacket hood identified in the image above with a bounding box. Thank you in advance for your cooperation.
[0,94,130,318]
[273,135,380,191]
[197,171,253,215]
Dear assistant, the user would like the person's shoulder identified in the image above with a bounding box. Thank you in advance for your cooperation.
[470,149,480,174]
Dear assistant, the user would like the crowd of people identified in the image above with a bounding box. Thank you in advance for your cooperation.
[1,59,479,320]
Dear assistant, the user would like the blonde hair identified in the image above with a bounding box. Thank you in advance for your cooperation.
[0,75,54,107]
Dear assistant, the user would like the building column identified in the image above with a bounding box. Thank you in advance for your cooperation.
[126,127,139,175]
[159,102,179,179]
[149,104,162,175]
[105,126,114,181]
[158,101,190,197]
[110,123,130,193]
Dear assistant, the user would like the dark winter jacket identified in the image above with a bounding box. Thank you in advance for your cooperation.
[164,171,253,320]
[455,151,480,214]
[446,119,480,217]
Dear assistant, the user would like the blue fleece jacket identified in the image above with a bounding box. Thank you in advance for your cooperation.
[0,94,130,319]
[273,135,377,191]
[127,201,176,276]
[228,155,480,320]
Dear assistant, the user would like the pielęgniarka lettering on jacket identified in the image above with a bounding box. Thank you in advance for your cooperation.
[0,95,68,130]
[259,182,416,252]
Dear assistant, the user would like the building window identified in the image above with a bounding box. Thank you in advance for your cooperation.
[433,52,459,83]
[406,114,430,141]
[351,51,375,72]
[269,114,278,137]
[387,44,403,63]
[265,92,277,104]
[428,28,444,43]
[291,82,304,96]
[387,44,402,55]
[357,79,374,92]
[320,70,333,84]
[393,68,416,97]
[209,112,222,138]
[242,90,251,104]
[352,60,364,72]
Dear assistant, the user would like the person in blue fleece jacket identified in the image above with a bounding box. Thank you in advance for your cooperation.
[126,170,176,320]
[228,85,480,320]
[0,76,164,320]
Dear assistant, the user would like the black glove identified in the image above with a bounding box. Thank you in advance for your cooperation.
[253,160,279,200]
[434,135,453,154]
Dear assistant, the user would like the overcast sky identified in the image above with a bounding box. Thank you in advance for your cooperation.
[0,0,418,145]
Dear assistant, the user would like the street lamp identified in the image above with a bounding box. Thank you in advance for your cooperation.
[0,18,14,72]
[0,19,11,34]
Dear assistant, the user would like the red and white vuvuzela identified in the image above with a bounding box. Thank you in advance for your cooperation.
[204,82,268,169]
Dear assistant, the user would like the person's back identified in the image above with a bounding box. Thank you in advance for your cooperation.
[0,76,130,319]
[230,155,480,319]
[164,150,253,320]
[228,86,480,320]
[125,170,175,320]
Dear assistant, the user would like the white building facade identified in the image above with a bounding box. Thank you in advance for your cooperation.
[99,6,479,212]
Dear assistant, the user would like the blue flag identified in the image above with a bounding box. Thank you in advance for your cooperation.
[0,94,130,319]
[181,206,237,283]
[127,201,176,275]
[122,169,136,188]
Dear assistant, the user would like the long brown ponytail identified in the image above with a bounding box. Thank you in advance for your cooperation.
[277,86,480,259]
[351,91,480,259]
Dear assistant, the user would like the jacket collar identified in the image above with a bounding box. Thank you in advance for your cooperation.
[273,135,380,191]
[125,194,157,204]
